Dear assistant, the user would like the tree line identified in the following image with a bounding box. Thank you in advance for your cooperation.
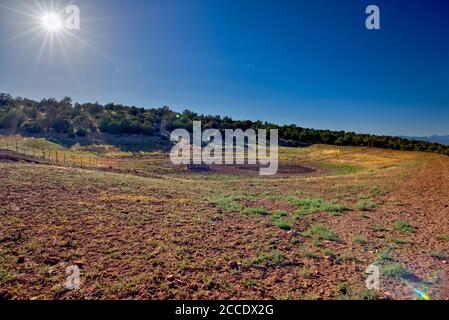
[1,93,448,156]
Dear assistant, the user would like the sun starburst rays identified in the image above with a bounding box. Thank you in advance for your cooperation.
[1,1,110,78]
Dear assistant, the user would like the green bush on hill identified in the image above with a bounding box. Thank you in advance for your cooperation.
[1,93,448,156]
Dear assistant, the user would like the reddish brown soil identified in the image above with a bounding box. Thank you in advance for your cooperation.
[0,151,448,300]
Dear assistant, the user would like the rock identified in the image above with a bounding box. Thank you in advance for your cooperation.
[166,274,175,281]
[17,256,25,264]
[228,261,239,270]
[43,257,60,266]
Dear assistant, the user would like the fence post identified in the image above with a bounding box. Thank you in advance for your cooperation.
[15,141,18,152]
[56,151,58,164]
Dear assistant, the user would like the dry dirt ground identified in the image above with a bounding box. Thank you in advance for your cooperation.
[0,145,448,300]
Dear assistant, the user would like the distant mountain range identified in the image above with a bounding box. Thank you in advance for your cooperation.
[400,135,449,146]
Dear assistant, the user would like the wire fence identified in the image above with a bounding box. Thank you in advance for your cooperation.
[0,139,115,169]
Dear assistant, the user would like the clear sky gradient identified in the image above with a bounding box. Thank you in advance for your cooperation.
[0,0,448,136]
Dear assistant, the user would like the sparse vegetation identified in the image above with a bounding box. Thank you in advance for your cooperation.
[301,224,338,242]
[243,278,259,289]
[334,283,378,300]
[376,251,395,262]
[321,247,336,258]
[271,210,292,230]
[351,235,368,245]
[209,195,243,212]
[289,197,349,216]
[299,266,316,278]
[429,251,446,260]
[387,237,410,245]
[273,218,293,231]
[299,249,319,259]
[251,250,285,268]
[381,263,412,279]
[0,269,12,284]
[1,133,448,300]
[394,220,415,233]
[355,199,378,211]
[370,224,387,232]
[243,207,269,215]
[437,234,449,242]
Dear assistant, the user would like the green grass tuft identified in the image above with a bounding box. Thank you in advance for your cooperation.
[289,197,349,216]
[394,220,415,233]
[355,199,378,211]
[273,219,293,231]
[351,235,368,245]
[270,210,292,230]
[381,263,411,279]
[243,207,269,215]
[376,251,395,262]
[299,266,316,278]
[251,250,284,268]
[301,224,338,241]
[271,210,288,219]
[209,195,243,212]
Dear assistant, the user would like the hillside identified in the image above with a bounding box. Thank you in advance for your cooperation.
[1,93,449,156]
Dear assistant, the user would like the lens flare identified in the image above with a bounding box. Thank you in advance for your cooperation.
[413,288,430,300]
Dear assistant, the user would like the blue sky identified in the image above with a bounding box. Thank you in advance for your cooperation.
[0,0,448,136]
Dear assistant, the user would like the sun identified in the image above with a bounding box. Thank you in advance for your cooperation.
[2,0,104,74]
[41,13,63,32]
